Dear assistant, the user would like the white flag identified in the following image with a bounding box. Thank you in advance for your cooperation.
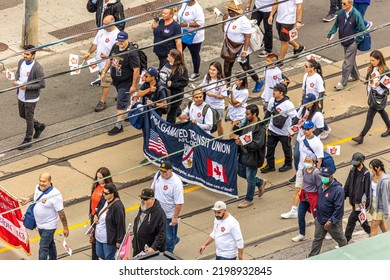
[70,66,81,75]
[289,29,298,41]
[5,68,15,80]
[233,0,243,5]
[139,70,147,85]
[327,145,341,156]
[62,238,73,256]
[87,57,100,73]
[380,75,390,89]
[213,7,223,18]
[239,131,253,145]
[69,54,79,67]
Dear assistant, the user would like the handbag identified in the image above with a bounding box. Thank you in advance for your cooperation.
[358,32,371,52]
[220,21,243,62]
[180,4,197,45]
[368,88,387,110]
[23,186,54,230]
[249,19,264,52]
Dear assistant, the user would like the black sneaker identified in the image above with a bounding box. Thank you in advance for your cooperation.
[33,123,46,139]
[323,13,337,22]
[18,139,32,150]
[260,165,276,173]
[279,165,293,172]
[95,101,107,112]
[288,175,296,183]
[108,126,123,136]
[293,45,305,55]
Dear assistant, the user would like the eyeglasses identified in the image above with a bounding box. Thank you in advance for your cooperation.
[103,192,111,196]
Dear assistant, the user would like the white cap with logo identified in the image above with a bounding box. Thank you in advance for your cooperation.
[211,201,227,211]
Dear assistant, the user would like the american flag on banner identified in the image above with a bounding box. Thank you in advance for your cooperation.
[148,129,168,156]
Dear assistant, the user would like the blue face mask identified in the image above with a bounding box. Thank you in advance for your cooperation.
[304,162,313,169]
[321,176,330,185]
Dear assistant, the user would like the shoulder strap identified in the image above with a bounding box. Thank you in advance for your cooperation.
[201,104,211,124]
[303,138,315,155]
[35,185,54,202]
[187,100,193,109]
[97,198,119,218]
[272,98,287,112]
[180,4,188,18]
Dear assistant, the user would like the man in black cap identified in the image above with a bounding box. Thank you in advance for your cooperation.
[308,167,347,257]
[132,188,166,257]
[344,152,371,243]
[261,83,297,173]
[101,31,140,135]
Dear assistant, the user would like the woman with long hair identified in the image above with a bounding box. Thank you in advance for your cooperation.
[368,159,389,236]
[94,183,126,260]
[152,7,182,69]
[89,167,113,260]
[165,49,189,124]
[352,50,390,144]
[199,61,227,136]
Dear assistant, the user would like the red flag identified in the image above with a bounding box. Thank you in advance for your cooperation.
[207,158,228,184]
[0,187,30,255]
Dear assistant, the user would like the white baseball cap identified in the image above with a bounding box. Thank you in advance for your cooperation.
[211,201,227,211]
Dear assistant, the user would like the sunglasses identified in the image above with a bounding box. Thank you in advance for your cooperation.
[103,192,111,196]
[141,197,150,201]
[341,2,348,6]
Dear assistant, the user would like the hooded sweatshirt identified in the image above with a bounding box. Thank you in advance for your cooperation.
[87,0,125,30]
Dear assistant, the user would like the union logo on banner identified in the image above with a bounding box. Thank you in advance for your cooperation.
[182,144,194,169]
[0,186,30,256]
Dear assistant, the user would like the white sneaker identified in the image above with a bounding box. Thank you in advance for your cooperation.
[189,73,200,82]
[281,210,297,219]
[292,234,307,242]
[334,82,344,90]
[319,127,332,139]
[325,233,332,240]
[366,21,373,30]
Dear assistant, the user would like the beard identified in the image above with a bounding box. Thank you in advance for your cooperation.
[140,204,147,211]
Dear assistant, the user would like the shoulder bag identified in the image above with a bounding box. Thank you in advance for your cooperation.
[368,88,387,111]
[180,5,197,45]
[23,186,54,230]
[220,21,244,62]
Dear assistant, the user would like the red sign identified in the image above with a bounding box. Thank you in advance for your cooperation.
[0,187,30,255]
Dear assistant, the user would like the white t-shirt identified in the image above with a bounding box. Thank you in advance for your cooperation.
[182,102,213,133]
[199,76,227,110]
[93,27,120,71]
[178,2,205,44]
[296,108,325,139]
[276,0,303,24]
[224,16,253,55]
[254,0,274,12]
[17,61,38,103]
[262,66,283,102]
[367,67,385,95]
[210,214,244,259]
[152,172,184,219]
[33,185,64,230]
[228,85,249,121]
[95,201,108,243]
[267,97,297,135]
[302,73,325,99]
[298,135,324,169]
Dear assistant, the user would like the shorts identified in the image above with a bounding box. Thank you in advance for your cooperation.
[295,169,304,188]
[101,74,112,87]
[215,108,224,121]
[115,84,131,110]
[276,22,295,42]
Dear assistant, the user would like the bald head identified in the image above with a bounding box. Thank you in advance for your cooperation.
[103,15,116,31]
[39,172,52,191]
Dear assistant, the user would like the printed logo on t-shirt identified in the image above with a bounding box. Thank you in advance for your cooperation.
[215,87,220,91]
[232,25,237,30]
[197,112,201,117]
[310,82,315,87]
[273,75,278,80]
[164,28,170,34]
[105,38,110,43]
[276,107,282,113]
[163,185,168,191]
[220,226,225,232]
[185,12,190,16]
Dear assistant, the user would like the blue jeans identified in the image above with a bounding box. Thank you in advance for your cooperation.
[166,218,180,253]
[298,201,310,236]
[353,3,369,19]
[38,228,57,260]
[216,255,236,260]
[96,241,117,260]
[293,140,300,171]
[237,155,264,202]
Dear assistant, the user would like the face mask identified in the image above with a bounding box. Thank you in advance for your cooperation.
[321,177,330,185]
[304,162,313,169]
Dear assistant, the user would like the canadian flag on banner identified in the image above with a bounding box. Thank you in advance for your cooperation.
[207,158,228,184]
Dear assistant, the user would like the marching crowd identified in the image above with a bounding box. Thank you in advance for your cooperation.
[13,0,390,260]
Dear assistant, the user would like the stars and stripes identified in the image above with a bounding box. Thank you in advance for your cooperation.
[148,129,167,156]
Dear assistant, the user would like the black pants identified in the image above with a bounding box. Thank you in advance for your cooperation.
[18,99,40,141]
[329,0,342,14]
[345,207,371,242]
[361,106,390,136]
[265,131,292,167]
[182,42,202,74]
[224,55,259,85]
[251,10,273,53]
[167,104,181,124]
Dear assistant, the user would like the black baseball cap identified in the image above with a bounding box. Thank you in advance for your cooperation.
[159,161,173,172]
[351,152,365,165]
[270,83,287,94]
[139,188,154,199]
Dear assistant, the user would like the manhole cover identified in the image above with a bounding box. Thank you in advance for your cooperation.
[0,42,8,52]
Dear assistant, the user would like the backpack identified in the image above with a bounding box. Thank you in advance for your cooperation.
[303,139,337,175]
[187,101,219,133]
[129,42,147,71]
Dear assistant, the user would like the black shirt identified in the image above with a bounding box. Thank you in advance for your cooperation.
[109,43,140,86]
